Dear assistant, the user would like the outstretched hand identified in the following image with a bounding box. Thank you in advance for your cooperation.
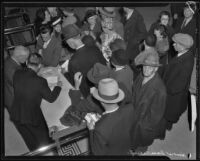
[74,72,83,90]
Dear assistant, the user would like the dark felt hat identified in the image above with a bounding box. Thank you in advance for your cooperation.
[62,24,81,41]
[87,63,114,84]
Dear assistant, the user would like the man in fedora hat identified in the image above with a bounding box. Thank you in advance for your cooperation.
[130,52,167,153]
[120,7,147,64]
[161,33,194,130]
[87,78,134,155]
[62,24,106,98]
[60,63,114,126]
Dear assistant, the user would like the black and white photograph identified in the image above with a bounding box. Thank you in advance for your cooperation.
[1,0,199,159]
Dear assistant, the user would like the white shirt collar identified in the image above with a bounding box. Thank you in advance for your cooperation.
[76,44,85,50]
[11,57,20,66]
[177,50,188,57]
[102,106,119,115]
[115,66,125,71]
[127,10,133,20]
[43,38,51,49]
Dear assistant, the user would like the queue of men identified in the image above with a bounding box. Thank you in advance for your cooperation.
[4,2,197,155]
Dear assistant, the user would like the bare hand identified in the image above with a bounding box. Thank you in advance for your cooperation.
[57,77,63,87]
[86,119,95,130]
[74,72,83,90]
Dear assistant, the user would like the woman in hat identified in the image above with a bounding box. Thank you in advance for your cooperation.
[149,10,175,40]
[34,7,51,38]
[174,1,197,55]
[81,9,102,41]
[153,24,170,65]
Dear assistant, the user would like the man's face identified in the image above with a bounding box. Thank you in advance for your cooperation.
[160,15,169,26]
[173,41,184,52]
[87,15,97,26]
[66,38,76,49]
[54,24,62,33]
[41,31,51,42]
[143,65,157,78]
[101,17,113,30]
[184,7,193,18]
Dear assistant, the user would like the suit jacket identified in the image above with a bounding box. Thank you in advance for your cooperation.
[90,103,134,155]
[4,57,22,112]
[131,73,167,148]
[123,9,147,60]
[65,45,106,98]
[162,50,194,123]
[10,68,61,126]
[36,34,63,67]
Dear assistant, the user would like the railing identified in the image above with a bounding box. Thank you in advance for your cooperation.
[22,128,89,156]
[4,23,36,52]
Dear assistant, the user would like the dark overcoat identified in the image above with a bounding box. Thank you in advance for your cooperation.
[65,45,106,98]
[162,50,194,123]
[4,57,22,113]
[90,103,134,155]
[123,9,147,61]
[131,73,167,148]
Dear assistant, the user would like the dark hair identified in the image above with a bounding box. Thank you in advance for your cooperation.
[84,10,97,22]
[27,52,43,67]
[158,11,170,23]
[39,23,53,35]
[109,39,127,52]
[35,8,47,24]
[145,34,157,47]
[82,35,95,47]
[154,24,168,38]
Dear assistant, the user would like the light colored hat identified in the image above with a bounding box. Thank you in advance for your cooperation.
[140,52,162,67]
[172,33,194,49]
[92,78,125,104]
[98,7,116,18]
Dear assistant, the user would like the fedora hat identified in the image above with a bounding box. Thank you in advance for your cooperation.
[87,63,114,84]
[92,78,125,104]
[141,52,162,67]
[111,49,129,66]
[62,24,81,41]
[172,33,193,49]
[98,7,116,18]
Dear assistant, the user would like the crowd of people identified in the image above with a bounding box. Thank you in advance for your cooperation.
[4,2,197,155]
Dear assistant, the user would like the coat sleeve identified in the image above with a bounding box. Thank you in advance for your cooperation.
[166,61,194,94]
[136,15,147,43]
[40,78,61,103]
[52,42,62,67]
[89,130,108,155]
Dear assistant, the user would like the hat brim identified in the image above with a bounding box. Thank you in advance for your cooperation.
[87,69,114,84]
[142,62,162,67]
[92,88,125,104]
[98,7,116,18]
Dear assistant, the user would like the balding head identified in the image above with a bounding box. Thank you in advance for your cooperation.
[12,46,30,63]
